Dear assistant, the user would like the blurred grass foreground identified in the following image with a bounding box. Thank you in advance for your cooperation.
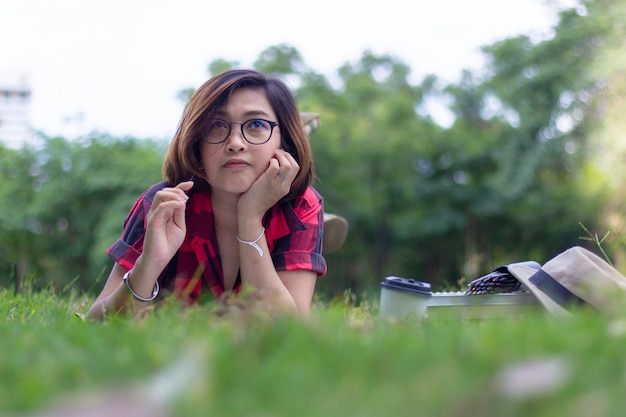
[2,288,626,417]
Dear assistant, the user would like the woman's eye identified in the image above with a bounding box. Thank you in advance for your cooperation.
[212,120,227,129]
[247,119,268,130]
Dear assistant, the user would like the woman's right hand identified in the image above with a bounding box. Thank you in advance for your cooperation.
[142,181,194,268]
[87,180,194,320]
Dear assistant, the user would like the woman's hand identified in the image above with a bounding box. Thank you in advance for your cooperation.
[238,149,299,217]
[142,181,194,268]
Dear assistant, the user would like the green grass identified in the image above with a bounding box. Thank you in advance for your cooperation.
[1,288,626,417]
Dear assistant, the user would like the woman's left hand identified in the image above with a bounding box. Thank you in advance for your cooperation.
[238,149,299,216]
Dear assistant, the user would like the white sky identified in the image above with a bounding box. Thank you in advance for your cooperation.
[1,0,564,140]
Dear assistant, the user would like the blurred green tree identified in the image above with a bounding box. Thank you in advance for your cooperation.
[0,134,164,292]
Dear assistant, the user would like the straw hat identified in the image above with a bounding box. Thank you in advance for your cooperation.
[322,213,348,254]
[298,112,348,254]
[508,246,626,316]
[300,112,320,137]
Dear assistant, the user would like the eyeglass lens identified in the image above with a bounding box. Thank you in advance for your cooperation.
[203,119,275,144]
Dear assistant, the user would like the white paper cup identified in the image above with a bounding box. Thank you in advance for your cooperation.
[380,276,432,320]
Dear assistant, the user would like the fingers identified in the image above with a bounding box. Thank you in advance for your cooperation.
[154,181,193,205]
[177,180,194,193]
[170,180,194,198]
[148,181,193,224]
[273,149,299,181]
[143,182,192,263]
[171,199,187,229]
[238,152,299,217]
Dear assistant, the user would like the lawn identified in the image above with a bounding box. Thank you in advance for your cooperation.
[1,288,625,417]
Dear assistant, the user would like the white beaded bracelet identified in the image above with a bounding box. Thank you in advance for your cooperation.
[122,270,160,302]
[236,227,265,257]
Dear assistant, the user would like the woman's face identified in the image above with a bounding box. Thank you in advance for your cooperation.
[200,87,282,195]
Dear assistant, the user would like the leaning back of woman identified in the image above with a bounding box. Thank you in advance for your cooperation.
[87,69,327,320]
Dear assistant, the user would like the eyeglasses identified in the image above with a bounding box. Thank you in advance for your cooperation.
[201,118,279,145]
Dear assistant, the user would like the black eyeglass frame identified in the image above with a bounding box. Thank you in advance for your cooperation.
[201,118,279,145]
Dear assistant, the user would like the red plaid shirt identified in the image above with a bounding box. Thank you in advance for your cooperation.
[106,181,327,303]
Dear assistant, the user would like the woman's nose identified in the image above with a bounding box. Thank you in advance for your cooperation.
[226,125,246,151]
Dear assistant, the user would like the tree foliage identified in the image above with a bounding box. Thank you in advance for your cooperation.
[0,135,164,292]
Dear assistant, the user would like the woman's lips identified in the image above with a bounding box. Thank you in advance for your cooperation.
[223,158,250,168]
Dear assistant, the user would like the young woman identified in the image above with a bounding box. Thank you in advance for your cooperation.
[87,69,327,320]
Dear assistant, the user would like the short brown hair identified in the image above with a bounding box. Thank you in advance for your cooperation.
[162,69,314,200]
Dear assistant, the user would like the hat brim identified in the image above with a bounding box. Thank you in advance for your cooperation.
[300,112,320,126]
[507,263,571,317]
[322,213,348,254]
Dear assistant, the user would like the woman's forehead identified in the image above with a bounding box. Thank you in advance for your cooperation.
[217,87,276,118]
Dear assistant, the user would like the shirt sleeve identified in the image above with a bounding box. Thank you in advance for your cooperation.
[269,187,328,276]
[105,182,167,271]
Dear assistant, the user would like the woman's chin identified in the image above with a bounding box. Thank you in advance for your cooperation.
[219,182,252,195]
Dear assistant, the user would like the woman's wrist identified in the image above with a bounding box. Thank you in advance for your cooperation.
[236,227,266,257]
[237,217,266,258]
[123,256,163,299]
[123,269,160,301]
[237,215,264,238]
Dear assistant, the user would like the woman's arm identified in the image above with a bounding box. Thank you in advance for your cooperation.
[236,215,318,316]
[87,181,193,320]
[86,259,162,320]
[278,269,318,316]
[235,150,320,316]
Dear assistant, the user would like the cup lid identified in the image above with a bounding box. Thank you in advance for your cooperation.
[381,276,432,296]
